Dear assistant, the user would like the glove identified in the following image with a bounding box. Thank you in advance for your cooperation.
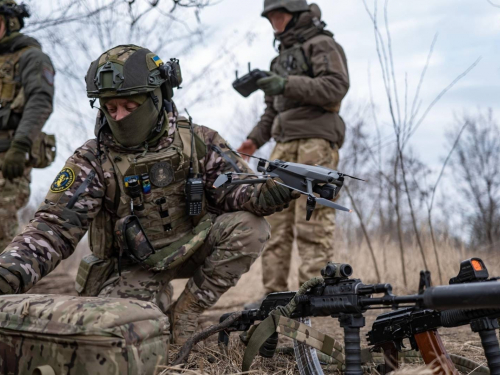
[1,139,30,180]
[248,179,301,216]
[257,72,287,96]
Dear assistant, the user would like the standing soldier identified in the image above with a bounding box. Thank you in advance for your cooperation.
[0,45,298,345]
[0,1,56,250]
[238,0,349,301]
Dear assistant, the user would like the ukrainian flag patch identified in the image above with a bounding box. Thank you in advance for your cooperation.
[152,55,163,67]
[50,167,76,193]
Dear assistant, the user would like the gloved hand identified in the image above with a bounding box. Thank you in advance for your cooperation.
[247,179,301,216]
[1,139,30,180]
[257,72,287,96]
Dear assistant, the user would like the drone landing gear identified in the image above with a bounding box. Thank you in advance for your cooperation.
[306,196,316,221]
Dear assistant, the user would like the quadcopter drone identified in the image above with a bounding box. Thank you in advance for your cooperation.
[214,152,364,221]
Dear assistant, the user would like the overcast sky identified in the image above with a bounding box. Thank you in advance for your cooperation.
[29,0,499,205]
[192,0,499,161]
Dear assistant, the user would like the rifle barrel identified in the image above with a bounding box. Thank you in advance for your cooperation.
[423,281,500,310]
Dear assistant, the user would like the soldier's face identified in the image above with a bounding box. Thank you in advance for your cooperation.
[104,99,140,121]
[267,10,293,33]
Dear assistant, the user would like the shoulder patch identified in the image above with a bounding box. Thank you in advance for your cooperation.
[50,167,76,193]
[42,66,55,86]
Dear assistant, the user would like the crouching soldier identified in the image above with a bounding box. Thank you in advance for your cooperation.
[0,45,298,344]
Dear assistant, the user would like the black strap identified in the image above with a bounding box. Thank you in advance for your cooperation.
[66,170,96,209]
[211,145,242,173]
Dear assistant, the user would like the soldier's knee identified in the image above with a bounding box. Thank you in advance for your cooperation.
[216,211,271,254]
[234,211,271,253]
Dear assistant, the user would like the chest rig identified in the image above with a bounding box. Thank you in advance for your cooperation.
[272,42,311,114]
[0,45,33,129]
[89,119,212,272]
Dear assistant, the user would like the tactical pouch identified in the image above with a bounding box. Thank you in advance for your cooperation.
[29,132,56,169]
[0,294,170,375]
[114,215,155,263]
[75,254,115,296]
[144,213,213,271]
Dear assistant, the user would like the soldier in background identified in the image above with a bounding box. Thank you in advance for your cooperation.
[0,45,298,344]
[0,1,55,250]
[238,0,349,302]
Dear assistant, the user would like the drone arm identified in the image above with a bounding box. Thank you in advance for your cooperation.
[306,179,314,195]
[225,178,270,186]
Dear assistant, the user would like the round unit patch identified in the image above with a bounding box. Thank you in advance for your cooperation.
[50,167,76,193]
[150,162,174,187]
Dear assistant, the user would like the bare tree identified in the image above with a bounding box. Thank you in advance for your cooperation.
[362,0,480,282]
[447,110,500,250]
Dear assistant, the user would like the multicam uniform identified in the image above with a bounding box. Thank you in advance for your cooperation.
[0,44,295,344]
[0,29,55,250]
[0,117,273,324]
[247,3,350,291]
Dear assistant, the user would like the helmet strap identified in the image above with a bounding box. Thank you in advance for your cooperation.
[5,16,10,37]
[96,111,109,160]
[149,91,159,110]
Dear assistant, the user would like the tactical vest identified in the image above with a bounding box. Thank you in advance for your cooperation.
[0,45,33,129]
[272,23,341,114]
[0,45,57,168]
[82,120,211,288]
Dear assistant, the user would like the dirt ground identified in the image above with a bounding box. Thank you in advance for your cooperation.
[28,242,491,374]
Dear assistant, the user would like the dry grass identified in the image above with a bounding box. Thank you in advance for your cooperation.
[31,230,498,374]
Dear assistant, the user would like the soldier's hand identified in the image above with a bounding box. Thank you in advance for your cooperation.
[237,139,257,161]
[1,140,29,181]
[257,72,287,96]
[254,179,301,216]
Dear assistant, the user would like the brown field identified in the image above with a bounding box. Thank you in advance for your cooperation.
[30,234,499,374]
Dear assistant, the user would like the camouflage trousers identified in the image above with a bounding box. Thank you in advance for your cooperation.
[0,160,31,252]
[262,138,338,293]
[98,211,270,313]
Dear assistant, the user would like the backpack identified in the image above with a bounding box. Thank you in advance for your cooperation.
[0,294,170,375]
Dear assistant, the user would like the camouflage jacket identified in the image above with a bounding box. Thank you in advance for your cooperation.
[0,121,261,293]
[0,33,55,146]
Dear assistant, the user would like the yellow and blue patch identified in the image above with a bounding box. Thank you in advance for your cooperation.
[50,167,76,193]
[151,55,163,67]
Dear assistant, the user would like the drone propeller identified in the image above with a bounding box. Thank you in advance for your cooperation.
[214,174,230,188]
[341,173,366,182]
[230,149,270,163]
[214,173,271,189]
[316,197,352,213]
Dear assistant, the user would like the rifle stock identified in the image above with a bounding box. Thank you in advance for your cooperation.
[414,330,458,375]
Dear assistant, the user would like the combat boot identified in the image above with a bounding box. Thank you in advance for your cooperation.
[170,288,205,345]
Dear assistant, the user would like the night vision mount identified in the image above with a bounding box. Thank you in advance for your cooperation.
[158,58,182,89]
[214,151,364,220]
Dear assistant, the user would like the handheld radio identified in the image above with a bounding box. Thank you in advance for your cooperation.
[185,110,204,216]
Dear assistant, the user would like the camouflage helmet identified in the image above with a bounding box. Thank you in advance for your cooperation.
[261,0,309,17]
[85,44,182,99]
[0,0,30,30]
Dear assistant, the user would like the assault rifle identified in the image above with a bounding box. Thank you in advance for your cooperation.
[219,260,500,375]
[368,258,500,375]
